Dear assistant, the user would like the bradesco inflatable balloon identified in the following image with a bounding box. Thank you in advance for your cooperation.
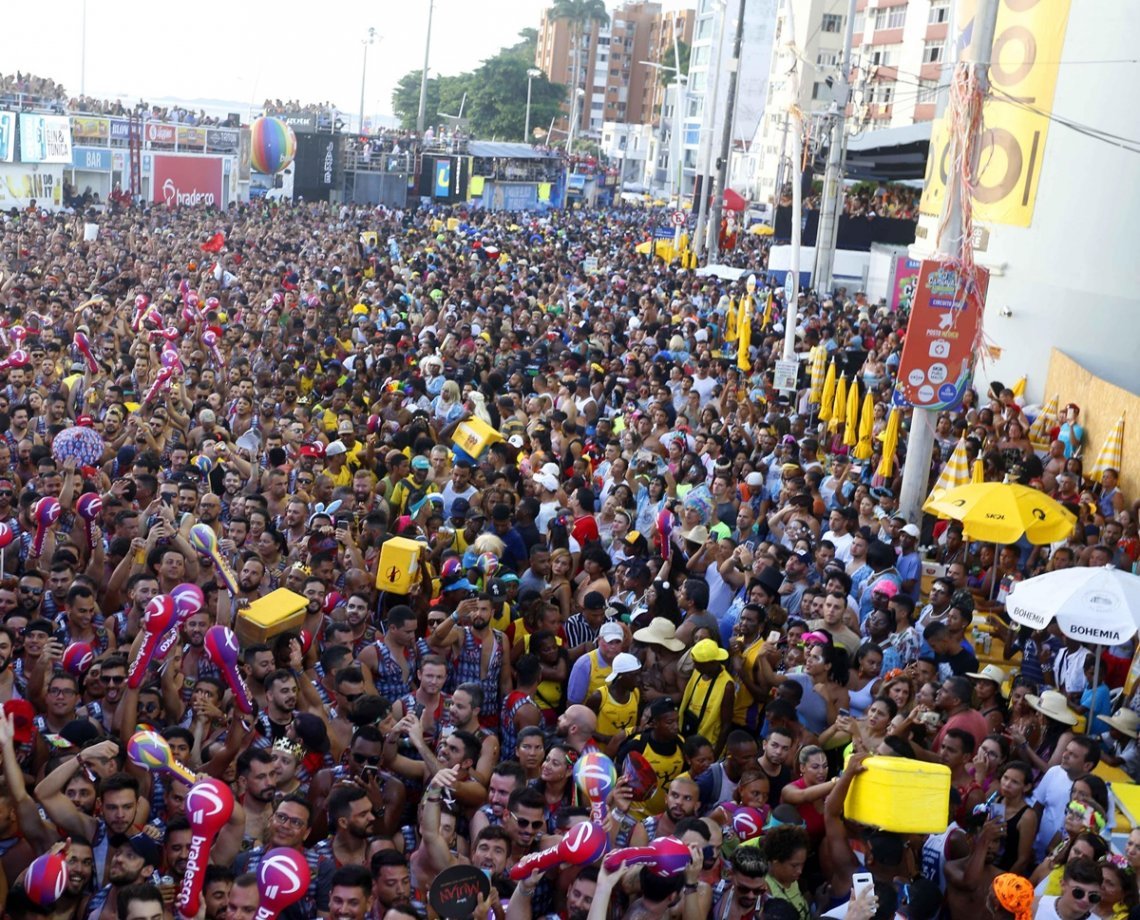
[250,116,297,175]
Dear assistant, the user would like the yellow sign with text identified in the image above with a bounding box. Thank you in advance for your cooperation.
[919,0,1072,228]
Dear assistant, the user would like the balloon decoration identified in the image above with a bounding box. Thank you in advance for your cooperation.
[189,524,239,596]
[603,836,692,878]
[61,642,94,676]
[508,821,608,880]
[126,595,177,688]
[143,367,175,406]
[250,116,297,175]
[51,426,106,467]
[126,729,197,784]
[201,327,223,367]
[76,492,102,551]
[0,521,12,572]
[0,349,29,373]
[31,497,60,557]
[256,847,312,915]
[204,625,253,713]
[178,778,235,918]
[24,851,69,907]
[731,806,766,842]
[574,751,616,824]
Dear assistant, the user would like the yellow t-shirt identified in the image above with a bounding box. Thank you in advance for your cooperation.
[597,686,640,737]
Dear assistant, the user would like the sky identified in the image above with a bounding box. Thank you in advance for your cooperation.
[3,0,690,125]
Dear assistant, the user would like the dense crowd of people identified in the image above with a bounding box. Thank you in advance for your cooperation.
[0,192,1132,920]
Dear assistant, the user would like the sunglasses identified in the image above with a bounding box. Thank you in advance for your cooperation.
[342,692,364,703]
[511,813,545,830]
[19,586,43,594]
[352,752,381,766]
[1070,888,1102,904]
[102,675,126,686]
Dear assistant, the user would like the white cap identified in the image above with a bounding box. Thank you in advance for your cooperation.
[746,472,764,487]
[599,622,625,643]
[902,523,921,538]
[605,652,641,681]
[508,435,525,448]
[534,472,559,492]
[326,440,347,457]
[541,462,561,478]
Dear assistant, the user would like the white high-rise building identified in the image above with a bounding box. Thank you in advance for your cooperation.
[682,0,780,201]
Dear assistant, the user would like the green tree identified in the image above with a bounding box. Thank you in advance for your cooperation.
[658,40,691,87]
[550,0,609,147]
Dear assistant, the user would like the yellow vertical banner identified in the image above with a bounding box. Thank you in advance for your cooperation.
[737,296,752,372]
[919,0,1073,228]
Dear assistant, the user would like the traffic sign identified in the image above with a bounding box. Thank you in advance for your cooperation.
[671,210,686,227]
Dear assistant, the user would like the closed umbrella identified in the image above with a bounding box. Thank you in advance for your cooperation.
[1029,394,1059,452]
[1011,376,1027,398]
[972,458,985,484]
[853,391,876,460]
[809,346,828,407]
[818,362,837,423]
[1087,414,1125,484]
[922,482,1077,545]
[829,375,848,434]
[844,380,860,448]
[929,437,971,499]
[874,408,901,479]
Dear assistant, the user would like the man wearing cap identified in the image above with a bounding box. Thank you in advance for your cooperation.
[617,697,686,820]
[85,833,161,920]
[567,621,625,706]
[1099,709,1140,782]
[388,454,436,519]
[680,639,735,758]
[586,651,641,752]
[780,551,812,619]
[897,523,922,601]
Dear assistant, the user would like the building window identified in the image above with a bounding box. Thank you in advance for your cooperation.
[821,14,843,33]
[922,40,945,63]
[917,79,939,103]
[811,81,829,100]
[870,48,895,67]
[816,50,839,68]
[929,1,951,24]
[853,11,864,34]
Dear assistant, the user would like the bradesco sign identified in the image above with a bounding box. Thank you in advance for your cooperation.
[152,155,223,207]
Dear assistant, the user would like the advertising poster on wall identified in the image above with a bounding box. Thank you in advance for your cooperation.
[151,155,223,208]
[18,114,72,163]
[891,255,921,312]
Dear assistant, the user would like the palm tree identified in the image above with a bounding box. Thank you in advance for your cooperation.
[550,0,609,150]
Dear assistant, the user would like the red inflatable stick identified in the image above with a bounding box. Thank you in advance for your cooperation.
[126,595,177,689]
[253,848,312,919]
[32,497,60,557]
[508,820,608,880]
[177,778,234,919]
[602,836,691,878]
[204,625,253,713]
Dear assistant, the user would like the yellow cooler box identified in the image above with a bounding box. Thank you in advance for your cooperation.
[235,588,308,645]
[376,536,422,594]
[844,756,951,833]
[451,417,503,459]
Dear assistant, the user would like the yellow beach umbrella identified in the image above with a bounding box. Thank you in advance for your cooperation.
[922,482,1077,545]
[929,437,971,498]
[1088,414,1125,484]
[844,381,860,448]
[809,346,828,406]
[747,223,774,236]
[829,375,848,433]
[972,458,985,484]
[818,362,837,422]
[875,408,901,479]
[1029,394,1059,452]
[853,391,876,460]
[1011,376,1027,398]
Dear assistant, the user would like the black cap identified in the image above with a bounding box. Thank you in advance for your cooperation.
[450,498,470,518]
[648,697,677,718]
[583,591,606,610]
[127,833,162,868]
[491,503,512,521]
[24,618,53,636]
[293,712,330,754]
[61,720,101,748]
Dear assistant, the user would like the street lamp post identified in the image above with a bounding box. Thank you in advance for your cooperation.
[358,27,376,135]
[525,68,541,143]
[417,0,436,135]
[640,59,685,203]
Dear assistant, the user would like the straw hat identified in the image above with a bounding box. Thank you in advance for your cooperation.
[966,664,1008,691]
[632,617,685,652]
[1025,690,1079,726]
[1101,709,1140,739]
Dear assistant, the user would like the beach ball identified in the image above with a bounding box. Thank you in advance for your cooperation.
[250,117,297,175]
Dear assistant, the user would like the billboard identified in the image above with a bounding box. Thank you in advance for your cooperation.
[19,114,72,163]
[73,146,113,171]
[144,122,176,147]
[277,113,316,133]
[0,163,63,207]
[892,259,990,411]
[890,256,922,312]
[0,113,14,163]
[292,133,335,202]
[152,155,223,207]
[70,115,109,143]
[206,127,239,154]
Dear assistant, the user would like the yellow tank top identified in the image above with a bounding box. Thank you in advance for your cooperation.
[586,650,614,698]
[523,634,564,714]
[630,735,686,820]
[489,601,512,633]
[597,686,640,737]
[680,669,733,750]
[731,639,765,725]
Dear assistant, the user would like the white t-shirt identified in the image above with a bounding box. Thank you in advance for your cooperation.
[1029,765,1073,859]
[823,529,855,563]
[691,374,717,406]
[1032,895,1064,920]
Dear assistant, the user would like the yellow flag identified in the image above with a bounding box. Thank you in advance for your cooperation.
[725,298,739,343]
[737,296,752,372]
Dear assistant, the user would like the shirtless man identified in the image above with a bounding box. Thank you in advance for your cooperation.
[945,818,1005,920]
[632,619,685,705]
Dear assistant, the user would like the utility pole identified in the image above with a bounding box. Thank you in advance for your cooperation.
[772,114,790,214]
[80,0,87,96]
[782,0,804,360]
[813,0,858,296]
[897,0,1001,524]
[416,0,435,135]
[693,0,727,260]
[706,0,747,262]
[359,27,376,136]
